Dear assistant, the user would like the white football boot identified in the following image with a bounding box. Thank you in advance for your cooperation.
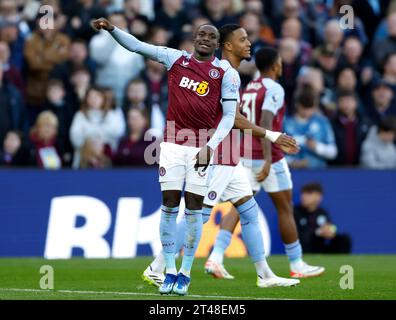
[204,260,235,279]
[290,261,325,278]
[142,265,165,287]
[257,275,300,288]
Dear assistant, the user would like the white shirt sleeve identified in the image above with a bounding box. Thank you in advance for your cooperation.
[262,83,284,115]
[110,27,183,70]
[221,67,241,102]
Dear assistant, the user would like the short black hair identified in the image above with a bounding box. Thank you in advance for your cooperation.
[219,24,242,47]
[194,23,219,39]
[337,90,357,101]
[301,182,324,194]
[295,84,317,109]
[255,47,279,72]
[378,116,396,133]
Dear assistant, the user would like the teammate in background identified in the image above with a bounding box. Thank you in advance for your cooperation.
[205,47,325,279]
[143,25,301,291]
[92,18,239,295]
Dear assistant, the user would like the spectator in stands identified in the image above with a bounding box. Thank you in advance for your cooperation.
[79,137,112,169]
[281,17,312,65]
[284,84,337,168]
[0,40,24,96]
[296,66,335,117]
[352,0,390,46]
[69,86,125,168]
[330,91,371,166]
[365,79,396,125]
[272,0,313,42]
[124,0,151,26]
[360,116,396,169]
[122,78,148,116]
[50,38,96,92]
[0,130,30,166]
[147,25,170,46]
[336,67,358,93]
[113,107,156,166]
[337,36,372,89]
[278,37,302,108]
[140,59,168,135]
[44,80,76,167]
[311,44,338,92]
[335,67,364,113]
[294,182,352,254]
[238,11,272,86]
[24,14,70,122]
[89,12,144,106]
[154,0,191,47]
[322,19,344,54]
[29,110,63,169]
[129,15,149,41]
[244,3,276,44]
[0,2,29,71]
[70,67,92,105]
[0,62,26,144]
[201,0,239,29]
[327,1,368,46]
[381,52,396,91]
[372,12,396,67]
[66,0,107,42]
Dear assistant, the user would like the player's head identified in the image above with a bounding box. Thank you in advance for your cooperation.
[219,24,251,60]
[255,47,282,79]
[193,24,220,58]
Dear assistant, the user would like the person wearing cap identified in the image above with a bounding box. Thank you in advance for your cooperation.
[312,44,338,90]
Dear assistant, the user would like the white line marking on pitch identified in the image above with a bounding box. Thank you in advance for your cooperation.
[0,288,297,300]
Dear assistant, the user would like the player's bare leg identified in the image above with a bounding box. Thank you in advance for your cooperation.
[268,190,325,278]
[205,206,239,279]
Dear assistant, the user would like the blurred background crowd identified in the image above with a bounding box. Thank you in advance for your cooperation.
[1,0,396,169]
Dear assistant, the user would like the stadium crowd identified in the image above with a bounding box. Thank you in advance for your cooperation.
[1,0,396,169]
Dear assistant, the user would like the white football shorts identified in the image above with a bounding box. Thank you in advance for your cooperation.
[241,157,293,193]
[203,161,253,206]
[158,142,209,196]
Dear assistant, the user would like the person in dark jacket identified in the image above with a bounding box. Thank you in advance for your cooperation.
[113,107,156,167]
[330,91,371,166]
[0,63,27,144]
[294,183,352,254]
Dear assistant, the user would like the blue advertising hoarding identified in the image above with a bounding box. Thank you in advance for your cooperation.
[0,169,395,257]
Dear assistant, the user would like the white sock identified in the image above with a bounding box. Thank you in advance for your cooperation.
[290,259,304,271]
[254,259,276,279]
[179,268,190,277]
[208,250,224,264]
[150,252,166,273]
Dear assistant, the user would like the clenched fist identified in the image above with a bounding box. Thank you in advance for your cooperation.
[91,18,114,32]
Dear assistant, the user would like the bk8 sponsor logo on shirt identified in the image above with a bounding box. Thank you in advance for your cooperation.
[179,76,210,96]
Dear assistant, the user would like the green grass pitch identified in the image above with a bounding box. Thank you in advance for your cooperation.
[0,255,395,300]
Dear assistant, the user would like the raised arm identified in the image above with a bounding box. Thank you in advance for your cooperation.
[91,18,182,70]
